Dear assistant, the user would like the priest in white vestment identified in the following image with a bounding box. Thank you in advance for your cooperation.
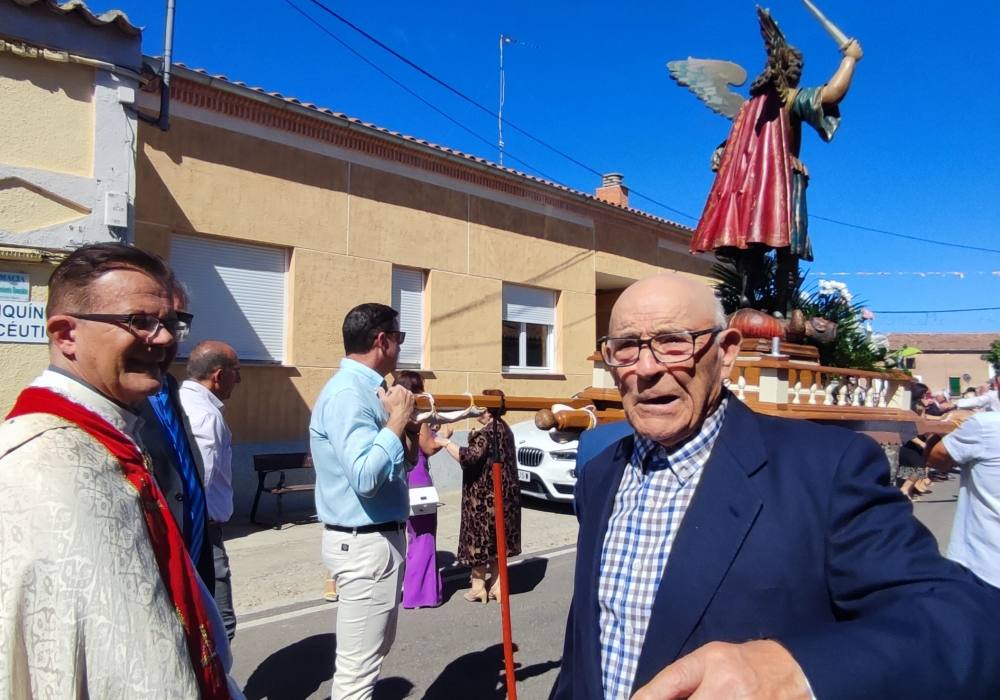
[0,244,240,699]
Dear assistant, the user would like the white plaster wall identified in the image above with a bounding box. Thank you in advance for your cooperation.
[0,66,138,249]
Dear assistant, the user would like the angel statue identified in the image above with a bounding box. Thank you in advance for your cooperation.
[669,2,862,313]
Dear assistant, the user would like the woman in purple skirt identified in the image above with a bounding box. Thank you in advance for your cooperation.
[394,371,451,609]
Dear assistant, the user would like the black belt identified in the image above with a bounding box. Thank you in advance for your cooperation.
[324,521,403,534]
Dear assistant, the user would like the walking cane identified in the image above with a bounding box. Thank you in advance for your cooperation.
[488,398,518,700]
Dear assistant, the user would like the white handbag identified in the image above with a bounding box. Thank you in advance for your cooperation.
[409,486,443,516]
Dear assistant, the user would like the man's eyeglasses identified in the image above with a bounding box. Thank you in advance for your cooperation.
[386,330,406,344]
[598,328,720,368]
[69,312,193,343]
[174,311,194,342]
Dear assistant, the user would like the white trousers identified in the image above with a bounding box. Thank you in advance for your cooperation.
[322,527,406,700]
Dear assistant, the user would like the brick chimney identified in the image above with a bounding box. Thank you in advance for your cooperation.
[595,172,629,207]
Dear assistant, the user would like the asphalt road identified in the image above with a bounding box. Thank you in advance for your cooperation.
[230,473,959,700]
[231,545,575,700]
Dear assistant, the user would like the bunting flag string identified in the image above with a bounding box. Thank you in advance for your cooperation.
[814,271,1000,279]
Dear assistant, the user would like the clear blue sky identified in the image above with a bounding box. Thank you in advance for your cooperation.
[111,0,1000,334]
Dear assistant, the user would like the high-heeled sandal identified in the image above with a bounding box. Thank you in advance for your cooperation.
[464,567,489,604]
[464,585,489,604]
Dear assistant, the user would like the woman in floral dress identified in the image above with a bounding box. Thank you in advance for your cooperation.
[436,390,521,603]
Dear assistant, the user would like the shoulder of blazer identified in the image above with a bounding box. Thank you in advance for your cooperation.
[577,421,633,477]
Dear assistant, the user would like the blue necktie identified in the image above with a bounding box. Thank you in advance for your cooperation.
[149,377,206,560]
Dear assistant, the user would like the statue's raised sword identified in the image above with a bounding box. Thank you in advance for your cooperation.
[800,0,852,50]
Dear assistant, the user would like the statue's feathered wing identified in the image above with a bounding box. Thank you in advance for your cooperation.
[667,58,747,120]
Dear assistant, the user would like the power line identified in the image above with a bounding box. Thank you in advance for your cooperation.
[627,191,697,221]
[304,0,603,178]
[874,306,1000,314]
[811,214,1000,255]
[282,0,557,182]
[297,0,698,221]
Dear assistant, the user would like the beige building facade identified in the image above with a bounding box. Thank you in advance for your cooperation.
[0,1,142,413]
[887,332,999,396]
[133,67,712,515]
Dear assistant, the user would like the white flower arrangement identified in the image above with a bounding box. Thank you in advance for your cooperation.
[817,279,853,303]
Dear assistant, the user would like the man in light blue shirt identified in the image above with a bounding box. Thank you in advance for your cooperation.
[310,302,414,700]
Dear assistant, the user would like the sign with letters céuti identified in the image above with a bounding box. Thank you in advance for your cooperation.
[0,272,30,301]
[0,301,47,344]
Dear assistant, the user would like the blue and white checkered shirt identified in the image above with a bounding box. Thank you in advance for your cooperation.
[598,399,728,699]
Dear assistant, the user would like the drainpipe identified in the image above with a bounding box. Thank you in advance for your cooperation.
[138,0,175,131]
[158,0,175,131]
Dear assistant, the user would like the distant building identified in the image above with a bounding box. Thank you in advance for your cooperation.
[0,0,142,409]
[887,332,999,396]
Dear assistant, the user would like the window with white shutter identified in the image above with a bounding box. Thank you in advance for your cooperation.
[169,234,287,362]
[391,266,425,369]
[502,284,556,371]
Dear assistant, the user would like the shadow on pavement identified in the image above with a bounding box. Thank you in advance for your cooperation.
[521,495,575,516]
[436,550,457,569]
[243,633,335,699]
[509,557,548,595]
[222,511,319,541]
[373,676,416,699]
[440,556,548,604]
[423,643,560,699]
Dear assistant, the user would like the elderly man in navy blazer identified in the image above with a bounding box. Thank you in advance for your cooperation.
[551,273,1000,700]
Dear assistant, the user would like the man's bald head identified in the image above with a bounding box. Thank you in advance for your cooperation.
[606,272,739,447]
[187,340,241,401]
[609,273,726,337]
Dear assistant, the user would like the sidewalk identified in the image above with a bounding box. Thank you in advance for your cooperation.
[225,492,579,616]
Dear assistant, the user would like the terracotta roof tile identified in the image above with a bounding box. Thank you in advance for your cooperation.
[886,332,1000,353]
[11,0,140,36]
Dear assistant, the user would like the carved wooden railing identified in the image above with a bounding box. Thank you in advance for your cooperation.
[729,357,912,412]
[583,348,940,442]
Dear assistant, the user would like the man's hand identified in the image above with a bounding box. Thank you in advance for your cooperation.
[631,640,811,700]
[380,385,415,437]
[948,409,975,426]
[842,38,863,61]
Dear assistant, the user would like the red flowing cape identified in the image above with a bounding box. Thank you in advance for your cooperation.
[7,387,230,700]
[689,92,795,254]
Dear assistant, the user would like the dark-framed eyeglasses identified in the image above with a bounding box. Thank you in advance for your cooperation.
[69,313,183,343]
[598,327,721,367]
[175,311,194,342]
[386,330,406,344]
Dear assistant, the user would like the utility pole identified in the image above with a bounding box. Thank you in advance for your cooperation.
[498,34,514,165]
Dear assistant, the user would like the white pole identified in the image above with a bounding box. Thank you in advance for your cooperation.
[498,34,506,166]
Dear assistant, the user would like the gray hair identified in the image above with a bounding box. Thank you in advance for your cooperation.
[711,290,728,329]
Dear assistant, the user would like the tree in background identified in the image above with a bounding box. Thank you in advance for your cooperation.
[981,339,1000,376]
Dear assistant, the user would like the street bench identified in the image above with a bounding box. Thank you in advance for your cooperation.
[250,452,315,528]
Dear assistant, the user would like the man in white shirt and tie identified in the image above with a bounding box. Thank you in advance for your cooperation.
[180,340,242,641]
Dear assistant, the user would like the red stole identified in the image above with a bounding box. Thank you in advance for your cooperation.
[7,387,229,700]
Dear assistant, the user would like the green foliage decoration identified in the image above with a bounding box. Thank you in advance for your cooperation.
[981,339,1000,374]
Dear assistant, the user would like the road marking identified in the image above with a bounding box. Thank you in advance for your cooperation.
[237,544,578,631]
[239,601,334,630]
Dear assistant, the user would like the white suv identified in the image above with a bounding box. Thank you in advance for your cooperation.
[510,419,579,502]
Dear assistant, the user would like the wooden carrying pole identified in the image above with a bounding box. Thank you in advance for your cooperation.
[412,393,590,413]
[534,407,626,431]
[488,404,518,700]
